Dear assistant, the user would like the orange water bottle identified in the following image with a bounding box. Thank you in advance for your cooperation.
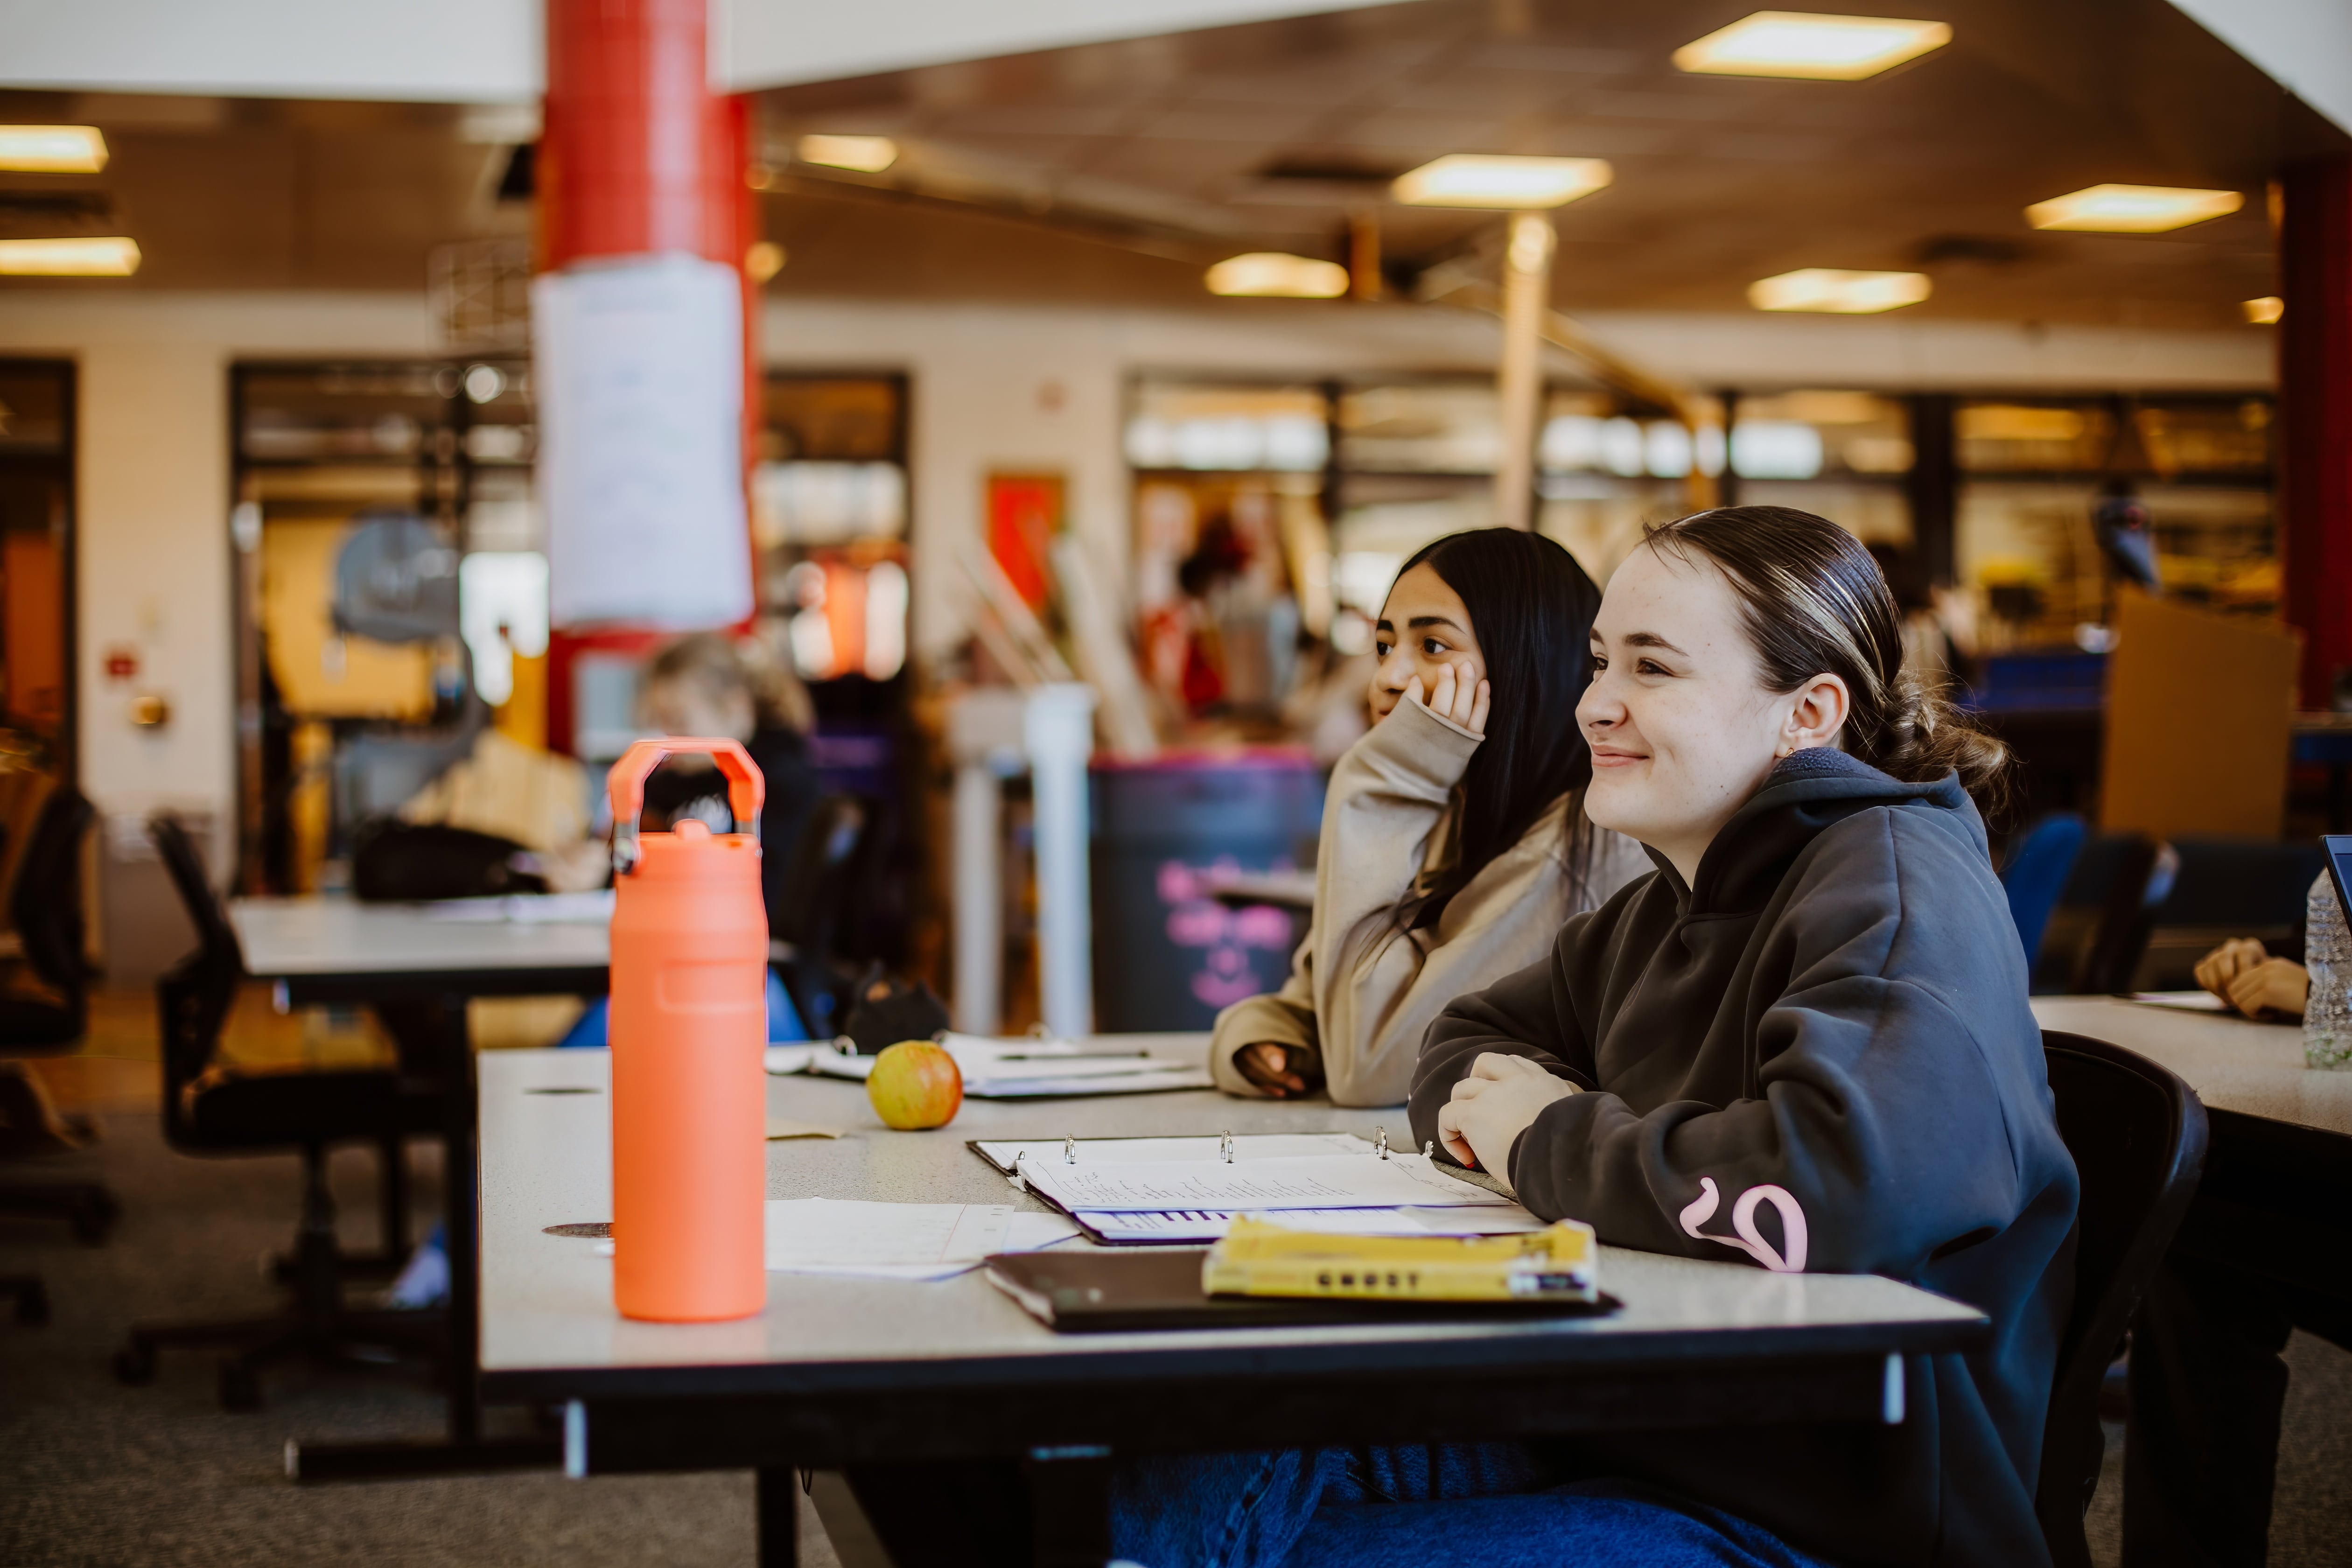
[606,737,768,1323]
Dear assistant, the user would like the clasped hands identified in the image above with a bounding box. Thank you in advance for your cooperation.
[2194,938,2310,1020]
[1436,1052,1577,1190]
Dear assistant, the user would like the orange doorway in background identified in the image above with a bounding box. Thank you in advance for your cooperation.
[987,472,1064,612]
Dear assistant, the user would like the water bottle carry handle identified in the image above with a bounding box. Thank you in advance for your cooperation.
[607,737,765,874]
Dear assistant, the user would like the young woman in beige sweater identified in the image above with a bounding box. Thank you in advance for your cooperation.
[1211,528,1649,1107]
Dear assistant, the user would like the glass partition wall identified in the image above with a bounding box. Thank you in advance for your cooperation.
[1125,374,2275,739]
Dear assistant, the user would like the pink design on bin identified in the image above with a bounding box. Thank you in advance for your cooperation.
[1155,855,1303,1010]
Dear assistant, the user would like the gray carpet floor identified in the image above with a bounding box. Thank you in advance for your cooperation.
[7,1108,2351,1566]
[0,1110,837,1568]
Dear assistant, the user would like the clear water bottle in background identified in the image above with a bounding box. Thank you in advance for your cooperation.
[2303,870,2351,1070]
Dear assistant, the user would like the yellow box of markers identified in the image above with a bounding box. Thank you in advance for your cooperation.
[1201,1215,1599,1303]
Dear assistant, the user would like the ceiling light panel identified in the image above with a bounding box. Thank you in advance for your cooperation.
[0,237,141,276]
[0,126,109,174]
[1205,253,1350,299]
[1674,12,1952,80]
[2025,184,2243,233]
[796,134,898,173]
[1392,155,1612,209]
[1749,268,1931,313]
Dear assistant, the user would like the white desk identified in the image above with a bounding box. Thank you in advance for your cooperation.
[476,1047,1984,1565]
[2031,995,2352,1137]
[231,896,610,984]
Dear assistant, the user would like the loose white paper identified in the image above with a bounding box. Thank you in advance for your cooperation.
[1075,1205,1547,1245]
[2128,990,2233,1013]
[759,1199,1080,1281]
[534,255,753,630]
[807,1039,1212,1099]
[1017,1154,1511,1213]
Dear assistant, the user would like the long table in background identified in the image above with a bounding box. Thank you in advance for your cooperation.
[478,1045,1988,1568]
[229,895,611,1481]
[2031,993,2352,1526]
[2029,995,2352,1297]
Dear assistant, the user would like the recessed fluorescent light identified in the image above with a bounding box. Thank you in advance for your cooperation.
[1673,12,1951,80]
[0,125,108,173]
[0,237,140,276]
[2025,183,2242,233]
[796,134,897,173]
[1749,268,1930,313]
[1392,154,1612,209]
[2243,296,2284,324]
[1205,253,1350,299]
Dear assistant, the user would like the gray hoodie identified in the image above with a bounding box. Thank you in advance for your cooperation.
[1412,749,2079,1568]
[1211,693,1648,1106]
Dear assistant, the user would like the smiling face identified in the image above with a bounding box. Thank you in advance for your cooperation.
[1576,543,1848,884]
[1370,562,1485,721]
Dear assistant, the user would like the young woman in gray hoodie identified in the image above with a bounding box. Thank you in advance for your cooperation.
[1211,528,1650,1107]
[1113,507,2078,1568]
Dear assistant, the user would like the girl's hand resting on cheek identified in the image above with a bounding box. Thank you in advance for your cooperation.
[1436,1052,1576,1187]
[1405,659,1491,737]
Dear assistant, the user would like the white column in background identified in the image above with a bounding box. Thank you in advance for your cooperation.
[1024,683,1098,1041]
[1493,211,1555,532]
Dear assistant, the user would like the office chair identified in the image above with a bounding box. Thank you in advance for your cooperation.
[2000,812,2088,973]
[2072,837,2179,995]
[2034,1030,2208,1568]
[112,814,443,1411]
[770,793,868,1040]
[0,784,120,1247]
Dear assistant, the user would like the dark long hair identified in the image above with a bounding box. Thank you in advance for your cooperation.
[1388,528,1602,931]
[1643,507,2010,812]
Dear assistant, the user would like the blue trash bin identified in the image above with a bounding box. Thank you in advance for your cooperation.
[1090,751,1323,1032]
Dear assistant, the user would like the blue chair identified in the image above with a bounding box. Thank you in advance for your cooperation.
[2002,812,2089,971]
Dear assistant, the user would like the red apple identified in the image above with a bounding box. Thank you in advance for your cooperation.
[867,1040,963,1130]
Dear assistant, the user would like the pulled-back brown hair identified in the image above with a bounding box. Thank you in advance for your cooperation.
[1642,506,2009,814]
[642,632,814,737]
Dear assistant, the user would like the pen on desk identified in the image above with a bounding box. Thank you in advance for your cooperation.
[994,1050,1152,1061]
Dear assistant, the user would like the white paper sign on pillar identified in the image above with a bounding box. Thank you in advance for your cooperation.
[533,253,752,630]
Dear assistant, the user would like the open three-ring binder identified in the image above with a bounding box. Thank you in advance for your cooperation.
[966,1131,1545,1246]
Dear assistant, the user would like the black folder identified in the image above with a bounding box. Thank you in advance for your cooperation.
[985,1248,1620,1333]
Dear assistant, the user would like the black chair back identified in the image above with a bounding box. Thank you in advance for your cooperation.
[10,785,94,1009]
[2035,1030,2208,1568]
[771,793,866,953]
[2073,838,2178,994]
[149,814,245,1127]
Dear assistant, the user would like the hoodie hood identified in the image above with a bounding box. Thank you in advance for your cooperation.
[1643,749,1982,916]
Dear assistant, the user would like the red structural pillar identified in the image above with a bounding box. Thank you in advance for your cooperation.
[539,0,759,755]
[2280,157,2352,711]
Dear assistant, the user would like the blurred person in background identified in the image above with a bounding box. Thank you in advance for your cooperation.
[1211,529,1650,1108]
[633,631,825,932]
[539,631,824,936]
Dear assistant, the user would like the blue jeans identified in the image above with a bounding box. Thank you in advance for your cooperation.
[1111,1446,1832,1568]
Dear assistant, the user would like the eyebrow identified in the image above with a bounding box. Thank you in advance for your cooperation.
[1406,615,1464,632]
[1605,630,1689,656]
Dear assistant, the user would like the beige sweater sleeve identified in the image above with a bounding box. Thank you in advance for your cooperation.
[1211,696,1482,1106]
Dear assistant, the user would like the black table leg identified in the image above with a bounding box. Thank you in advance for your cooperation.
[756,1468,799,1568]
[1023,1446,1113,1568]
[288,995,557,1482]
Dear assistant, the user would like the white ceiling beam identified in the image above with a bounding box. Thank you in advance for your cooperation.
[714,0,1407,92]
[0,0,541,103]
[0,0,1406,104]
[2166,0,2352,137]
